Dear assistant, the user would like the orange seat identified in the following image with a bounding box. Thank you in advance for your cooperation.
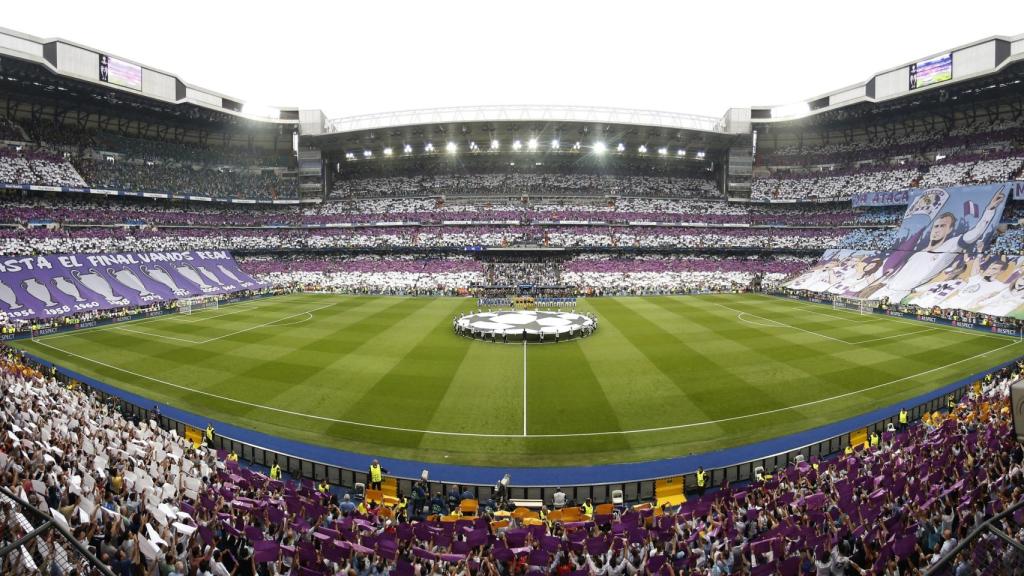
[594,503,614,515]
[458,499,479,517]
[365,488,384,504]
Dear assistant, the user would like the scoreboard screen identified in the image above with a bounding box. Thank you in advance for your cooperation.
[909,53,952,90]
[99,54,143,91]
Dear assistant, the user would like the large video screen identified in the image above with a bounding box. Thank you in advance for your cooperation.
[909,53,952,90]
[99,54,142,91]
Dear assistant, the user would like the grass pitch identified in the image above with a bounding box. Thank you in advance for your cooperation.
[15,293,1022,467]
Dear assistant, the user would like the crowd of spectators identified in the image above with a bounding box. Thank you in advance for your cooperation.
[0,193,902,228]
[0,224,891,256]
[2,345,1021,575]
[75,159,297,200]
[752,118,1024,202]
[0,149,86,188]
[330,174,719,200]
[234,255,815,296]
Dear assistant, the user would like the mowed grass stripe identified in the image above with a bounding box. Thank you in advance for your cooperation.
[15,293,1023,467]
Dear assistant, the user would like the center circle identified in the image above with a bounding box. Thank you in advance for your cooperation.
[454,310,597,343]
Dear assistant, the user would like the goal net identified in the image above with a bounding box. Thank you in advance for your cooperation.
[178,296,219,315]
[832,296,879,316]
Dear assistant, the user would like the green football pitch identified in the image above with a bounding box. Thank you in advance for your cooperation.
[14,293,1023,467]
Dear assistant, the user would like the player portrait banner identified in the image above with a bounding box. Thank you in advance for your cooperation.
[850,189,911,208]
[893,182,1009,255]
[784,182,1024,318]
[0,250,261,320]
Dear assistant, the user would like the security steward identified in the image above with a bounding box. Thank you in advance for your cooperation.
[369,459,388,491]
[695,467,708,498]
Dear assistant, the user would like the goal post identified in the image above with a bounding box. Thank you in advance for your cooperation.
[832,296,879,316]
[178,295,219,315]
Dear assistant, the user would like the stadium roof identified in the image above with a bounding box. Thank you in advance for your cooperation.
[325,105,728,135]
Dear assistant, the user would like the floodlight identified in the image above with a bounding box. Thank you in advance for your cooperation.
[446,142,458,154]
[383,147,393,156]
[638,145,647,154]
[470,141,478,150]
[345,152,356,160]
[677,149,686,156]
[616,143,625,152]
[696,151,706,158]
[593,142,607,154]
[363,150,372,158]
[425,142,435,152]
[512,140,522,151]
[551,139,560,150]
[403,144,413,154]
[491,139,500,150]
[572,141,581,150]
[658,147,668,156]
[527,138,538,151]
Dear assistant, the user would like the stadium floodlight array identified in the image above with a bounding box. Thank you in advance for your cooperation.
[178,295,219,315]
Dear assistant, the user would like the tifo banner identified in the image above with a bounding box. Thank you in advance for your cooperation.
[892,183,1008,255]
[1011,181,1024,201]
[784,182,1024,318]
[0,250,261,320]
[850,189,911,208]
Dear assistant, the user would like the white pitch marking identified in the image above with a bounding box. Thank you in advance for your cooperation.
[714,303,851,344]
[522,339,528,436]
[196,303,337,344]
[757,294,1019,342]
[110,326,205,344]
[27,334,1019,439]
[847,327,939,344]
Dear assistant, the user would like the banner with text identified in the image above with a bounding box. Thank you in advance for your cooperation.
[0,250,261,321]
[850,189,911,208]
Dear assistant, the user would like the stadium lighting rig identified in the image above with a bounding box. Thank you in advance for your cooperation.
[677,149,686,157]
[424,142,435,152]
[527,138,538,151]
[383,147,393,156]
[512,140,523,151]
[616,143,625,152]
[638,145,647,154]
[490,139,500,150]
[403,144,413,154]
[363,150,372,158]
[593,141,607,154]
[550,139,560,150]
[658,147,668,156]
[446,141,458,154]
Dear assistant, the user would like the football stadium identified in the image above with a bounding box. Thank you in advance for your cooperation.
[3,13,1024,576]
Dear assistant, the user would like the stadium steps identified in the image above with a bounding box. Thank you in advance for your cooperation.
[654,476,687,508]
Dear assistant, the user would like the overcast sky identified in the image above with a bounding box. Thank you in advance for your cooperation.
[4,2,1022,120]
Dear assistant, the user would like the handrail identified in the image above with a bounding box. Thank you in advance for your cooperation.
[923,497,1024,574]
[0,486,115,576]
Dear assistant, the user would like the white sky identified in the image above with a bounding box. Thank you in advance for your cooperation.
[4,1,1022,120]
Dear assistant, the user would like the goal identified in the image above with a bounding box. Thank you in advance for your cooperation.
[178,296,219,315]
[833,296,879,316]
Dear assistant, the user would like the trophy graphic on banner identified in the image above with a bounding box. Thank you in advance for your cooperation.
[217,265,242,284]
[107,268,155,298]
[23,278,57,306]
[142,265,189,296]
[72,269,127,305]
[175,264,211,289]
[196,266,223,286]
[0,279,24,310]
[53,276,86,303]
